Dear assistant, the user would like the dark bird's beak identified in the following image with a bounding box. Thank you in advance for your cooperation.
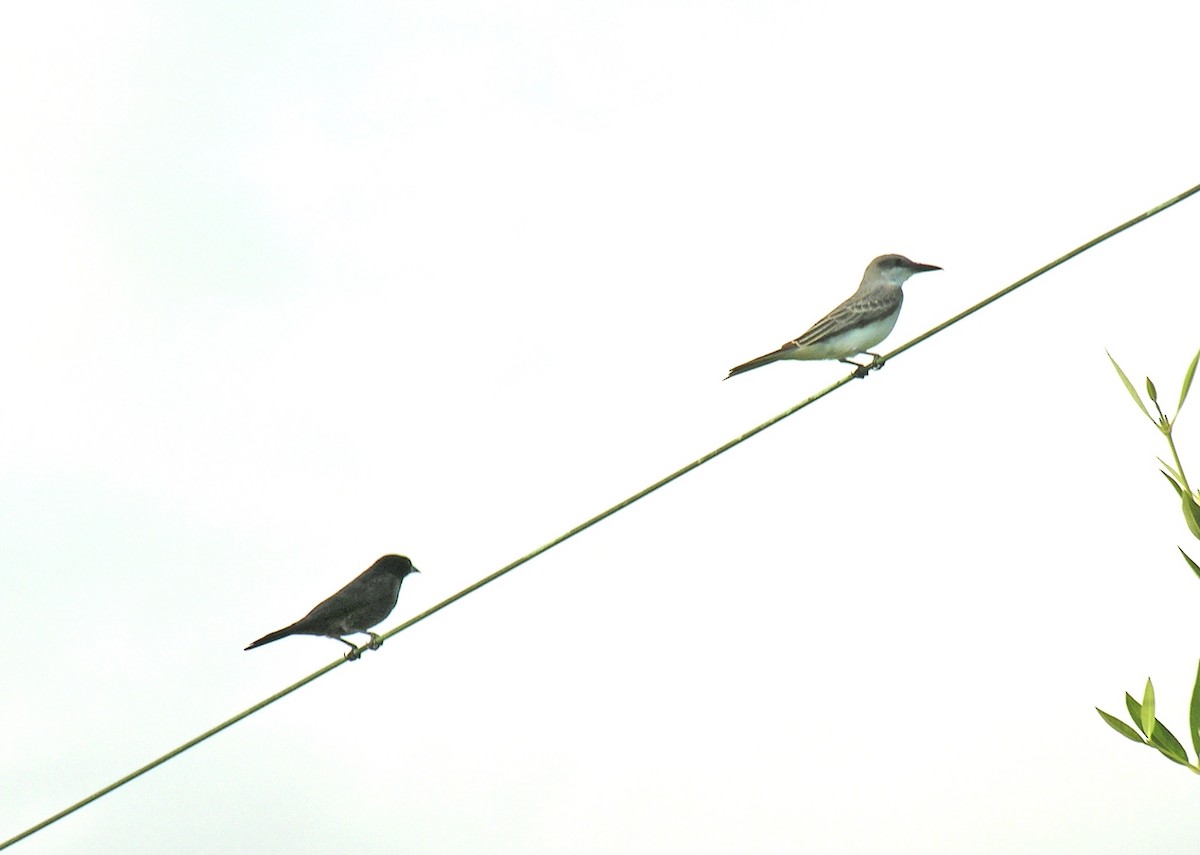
[910,262,942,273]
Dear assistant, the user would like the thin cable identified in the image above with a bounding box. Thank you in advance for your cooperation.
[0,660,346,850]
[883,183,1200,363]
[4,181,1198,852]
[378,373,860,642]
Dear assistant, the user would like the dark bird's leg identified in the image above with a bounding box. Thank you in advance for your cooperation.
[335,636,364,660]
[366,632,384,651]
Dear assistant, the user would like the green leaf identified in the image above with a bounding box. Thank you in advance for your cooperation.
[1191,660,1200,764]
[1181,548,1200,581]
[1147,376,1159,403]
[1178,347,1200,415]
[1161,470,1185,499]
[1108,351,1154,423]
[1159,458,1184,484]
[1127,692,1146,734]
[1183,493,1200,540]
[1142,679,1157,738]
[1097,708,1147,744]
[1149,719,1190,765]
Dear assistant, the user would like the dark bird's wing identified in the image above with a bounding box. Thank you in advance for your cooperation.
[289,569,404,637]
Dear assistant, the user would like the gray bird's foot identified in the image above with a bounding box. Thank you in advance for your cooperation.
[366,633,384,651]
[842,353,885,379]
[840,357,871,378]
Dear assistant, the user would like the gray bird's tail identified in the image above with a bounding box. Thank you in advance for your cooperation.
[725,347,791,379]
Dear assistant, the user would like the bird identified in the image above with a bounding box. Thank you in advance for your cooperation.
[245,555,420,659]
[725,254,942,379]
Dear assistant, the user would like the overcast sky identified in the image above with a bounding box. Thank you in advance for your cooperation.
[4,2,1200,853]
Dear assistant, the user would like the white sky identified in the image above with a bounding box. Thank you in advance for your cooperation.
[4,2,1200,853]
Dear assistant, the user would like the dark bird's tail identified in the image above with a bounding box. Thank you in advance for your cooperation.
[244,624,299,651]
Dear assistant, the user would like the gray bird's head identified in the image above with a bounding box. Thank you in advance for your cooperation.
[867,254,942,287]
[375,554,420,579]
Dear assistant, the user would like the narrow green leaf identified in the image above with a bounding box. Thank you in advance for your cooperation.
[1142,679,1157,738]
[1108,350,1154,423]
[1180,548,1200,581]
[1149,718,1190,765]
[1159,458,1184,484]
[1097,708,1147,744]
[1190,660,1200,764]
[1182,493,1200,540]
[1178,347,1200,415]
[1185,662,1200,768]
[1127,693,1146,735]
[1147,377,1159,403]
[1161,470,1185,499]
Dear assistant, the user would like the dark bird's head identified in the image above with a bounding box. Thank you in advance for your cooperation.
[868,254,942,287]
[374,554,420,580]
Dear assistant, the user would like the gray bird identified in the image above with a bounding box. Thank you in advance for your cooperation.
[245,554,420,659]
[726,254,942,379]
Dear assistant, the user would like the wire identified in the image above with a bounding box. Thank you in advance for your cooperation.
[381,182,1200,646]
[886,184,1200,363]
[4,181,1198,852]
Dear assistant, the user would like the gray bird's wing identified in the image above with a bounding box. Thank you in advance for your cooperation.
[788,288,902,348]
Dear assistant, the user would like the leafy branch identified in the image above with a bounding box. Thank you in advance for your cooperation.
[1106,348,1200,570]
[1097,348,1200,772]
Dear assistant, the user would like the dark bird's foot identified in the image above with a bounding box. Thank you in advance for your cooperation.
[366,633,384,651]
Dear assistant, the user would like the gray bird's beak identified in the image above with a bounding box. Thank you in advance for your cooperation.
[909,262,942,273]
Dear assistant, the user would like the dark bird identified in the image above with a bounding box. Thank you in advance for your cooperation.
[245,554,420,659]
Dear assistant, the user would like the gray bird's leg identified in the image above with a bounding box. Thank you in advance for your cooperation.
[366,632,384,651]
[840,353,885,379]
[840,357,871,378]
